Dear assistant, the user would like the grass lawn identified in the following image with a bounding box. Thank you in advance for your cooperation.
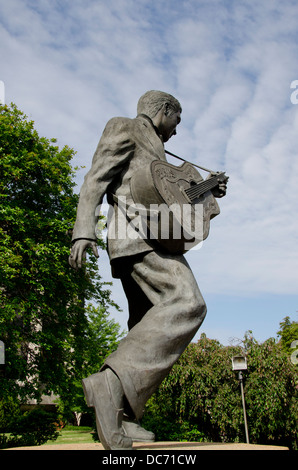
[45,426,96,446]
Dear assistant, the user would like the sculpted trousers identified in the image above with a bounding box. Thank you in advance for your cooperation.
[104,250,207,420]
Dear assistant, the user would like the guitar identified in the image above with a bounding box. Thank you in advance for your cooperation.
[130,160,228,254]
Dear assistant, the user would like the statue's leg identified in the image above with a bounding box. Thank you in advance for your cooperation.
[105,249,207,419]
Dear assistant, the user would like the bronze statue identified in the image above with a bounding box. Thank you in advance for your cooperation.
[69,90,227,450]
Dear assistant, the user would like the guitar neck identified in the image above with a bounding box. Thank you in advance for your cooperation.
[185,173,224,201]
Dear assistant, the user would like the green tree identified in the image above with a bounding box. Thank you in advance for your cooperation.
[0,103,122,405]
[142,332,298,449]
[243,332,297,448]
[57,303,124,424]
[277,316,298,361]
[142,334,244,442]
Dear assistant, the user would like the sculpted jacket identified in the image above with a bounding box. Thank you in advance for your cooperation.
[72,114,166,268]
[72,114,208,421]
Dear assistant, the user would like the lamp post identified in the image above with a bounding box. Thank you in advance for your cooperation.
[232,355,249,443]
[0,341,4,365]
[0,341,4,378]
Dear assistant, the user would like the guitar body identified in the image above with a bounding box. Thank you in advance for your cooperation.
[130,160,221,254]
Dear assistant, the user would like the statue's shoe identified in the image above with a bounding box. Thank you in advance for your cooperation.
[82,371,132,450]
[122,417,155,442]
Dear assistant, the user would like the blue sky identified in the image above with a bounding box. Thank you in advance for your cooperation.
[1,0,298,345]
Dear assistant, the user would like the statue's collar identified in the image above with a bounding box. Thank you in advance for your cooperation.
[137,113,161,138]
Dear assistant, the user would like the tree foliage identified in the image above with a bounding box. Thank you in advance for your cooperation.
[0,103,122,405]
[277,316,298,362]
[0,406,59,449]
[142,331,298,449]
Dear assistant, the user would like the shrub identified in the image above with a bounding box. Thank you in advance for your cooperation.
[0,407,59,449]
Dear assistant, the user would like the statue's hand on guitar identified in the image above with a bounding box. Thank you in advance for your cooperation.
[208,173,228,198]
[211,181,227,198]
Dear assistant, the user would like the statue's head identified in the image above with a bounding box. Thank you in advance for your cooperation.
[137,90,182,119]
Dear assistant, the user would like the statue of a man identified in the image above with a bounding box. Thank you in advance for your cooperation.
[69,90,227,450]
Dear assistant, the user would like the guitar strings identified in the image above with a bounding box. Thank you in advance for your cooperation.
[185,177,218,200]
[186,184,216,200]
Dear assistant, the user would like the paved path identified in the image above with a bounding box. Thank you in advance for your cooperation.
[5,441,289,450]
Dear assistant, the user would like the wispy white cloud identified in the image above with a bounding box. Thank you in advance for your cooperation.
[167,1,298,300]
[1,0,298,341]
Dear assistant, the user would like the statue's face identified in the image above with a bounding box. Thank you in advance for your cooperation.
[159,110,181,142]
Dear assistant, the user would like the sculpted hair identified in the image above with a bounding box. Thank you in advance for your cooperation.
[137,90,182,118]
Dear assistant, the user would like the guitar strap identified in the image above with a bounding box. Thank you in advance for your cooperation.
[165,149,215,174]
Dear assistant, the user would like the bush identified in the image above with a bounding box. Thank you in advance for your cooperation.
[0,407,59,449]
[142,398,206,442]
[0,397,21,432]
[141,333,298,449]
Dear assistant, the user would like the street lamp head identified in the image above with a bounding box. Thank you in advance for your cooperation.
[232,355,247,371]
